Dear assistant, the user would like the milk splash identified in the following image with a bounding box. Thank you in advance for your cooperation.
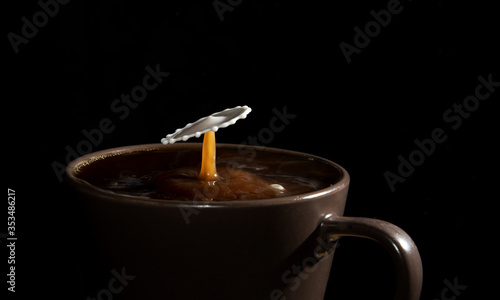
[161,105,252,145]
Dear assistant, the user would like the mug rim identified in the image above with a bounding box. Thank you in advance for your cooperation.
[65,143,350,207]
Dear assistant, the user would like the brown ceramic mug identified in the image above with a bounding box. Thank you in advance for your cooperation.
[65,143,423,300]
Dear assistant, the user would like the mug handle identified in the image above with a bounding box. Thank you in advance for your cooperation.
[316,216,423,300]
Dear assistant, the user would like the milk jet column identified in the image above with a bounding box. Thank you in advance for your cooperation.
[198,131,219,181]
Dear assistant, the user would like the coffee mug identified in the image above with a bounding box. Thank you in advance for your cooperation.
[65,143,422,300]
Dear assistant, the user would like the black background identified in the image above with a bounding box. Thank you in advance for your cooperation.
[3,0,499,299]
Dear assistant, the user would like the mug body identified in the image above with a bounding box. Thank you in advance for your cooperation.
[66,143,350,300]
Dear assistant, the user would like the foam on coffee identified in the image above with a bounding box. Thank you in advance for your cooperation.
[75,145,338,201]
[153,130,288,201]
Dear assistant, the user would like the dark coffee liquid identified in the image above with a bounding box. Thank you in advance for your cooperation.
[75,146,340,201]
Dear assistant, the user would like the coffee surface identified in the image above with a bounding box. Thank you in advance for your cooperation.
[75,146,341,201]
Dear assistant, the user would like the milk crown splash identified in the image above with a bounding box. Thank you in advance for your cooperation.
[161,105,252,145]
